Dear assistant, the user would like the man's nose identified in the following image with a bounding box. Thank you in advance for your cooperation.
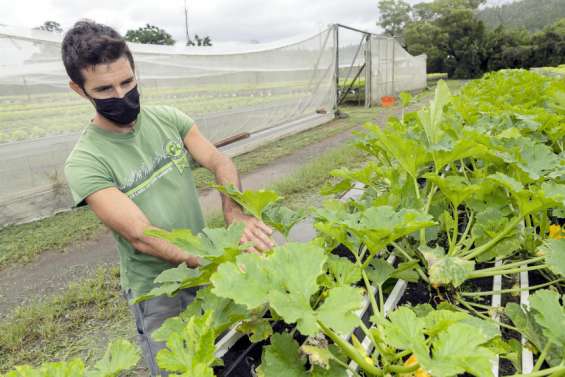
[115,86,127,98]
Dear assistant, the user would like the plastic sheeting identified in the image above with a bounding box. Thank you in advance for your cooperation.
[0,25,337,225]
[0,24,426,226]
[369,35,427,105]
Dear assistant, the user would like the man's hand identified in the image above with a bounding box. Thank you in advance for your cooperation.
[229,211,275,253]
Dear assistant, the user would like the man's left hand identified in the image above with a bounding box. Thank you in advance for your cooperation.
[229,212,275,253]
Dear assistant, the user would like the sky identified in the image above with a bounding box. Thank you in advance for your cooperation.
[0,0,514,47]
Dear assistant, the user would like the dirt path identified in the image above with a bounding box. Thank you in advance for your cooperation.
[0,103,423,318]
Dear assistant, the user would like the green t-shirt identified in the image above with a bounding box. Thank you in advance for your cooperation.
[64,105,205,298]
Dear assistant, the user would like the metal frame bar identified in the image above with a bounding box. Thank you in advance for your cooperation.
[338,62,365,106]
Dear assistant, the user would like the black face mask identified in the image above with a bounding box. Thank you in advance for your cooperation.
[86,85,141,126]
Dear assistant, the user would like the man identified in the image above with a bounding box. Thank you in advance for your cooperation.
[61,20,274,376]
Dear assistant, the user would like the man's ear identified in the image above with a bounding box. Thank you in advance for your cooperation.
[69,81,87,98]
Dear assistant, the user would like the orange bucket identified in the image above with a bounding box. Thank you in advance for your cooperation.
[380,96,396,107]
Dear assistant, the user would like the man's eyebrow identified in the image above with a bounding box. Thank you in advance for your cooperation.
[93,84,113,91]
[92,77,135,91]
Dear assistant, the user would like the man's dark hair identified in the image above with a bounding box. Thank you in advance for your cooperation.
[61,20,135,88]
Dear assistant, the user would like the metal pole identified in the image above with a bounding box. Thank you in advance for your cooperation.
[335,23,371,35]
[334,24,339,113]
[184,0,190,45]
[338,63,366,106]
[391,38,396,94]
[365,34,372,108]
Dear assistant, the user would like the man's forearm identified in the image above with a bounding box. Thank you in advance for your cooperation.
[213,154,244,223]
[133,227,200,267]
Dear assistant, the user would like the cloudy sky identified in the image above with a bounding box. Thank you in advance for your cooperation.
[0,0,512,46]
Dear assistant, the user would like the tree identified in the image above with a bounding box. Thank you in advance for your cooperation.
[404,21,449,73]
[34,21,62,33]
[187,34,213,46]
[484,26,535,71]
[436,7,487,78]
[125,24,175,45]
[402,0,487,78]
[531,18,565,66]
[377,0,412,37]
[478,0,565,32]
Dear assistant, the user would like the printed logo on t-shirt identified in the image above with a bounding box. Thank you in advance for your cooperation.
[120,138,190,199]
[166,140,190,174]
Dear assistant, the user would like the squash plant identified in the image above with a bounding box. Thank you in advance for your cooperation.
[3,70,564,377]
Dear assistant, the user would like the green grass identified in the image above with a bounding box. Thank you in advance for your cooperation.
[0,207,104,270]
[427,72,448,80]
[0,131,369,374]
[0,267,133,371]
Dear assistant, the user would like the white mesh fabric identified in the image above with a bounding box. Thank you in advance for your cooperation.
[0,25,336,225]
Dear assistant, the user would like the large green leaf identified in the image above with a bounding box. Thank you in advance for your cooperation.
[134,224,247,303]
[505,302,563,366]
[213,184,282,219]
[529,290,565,350]
[212,242,324,334]
[3,359,86,377]
[426,323,496,377]
[318,255,362,289]
[428,256,474,288]
[471,207,522,262]
[211,242,363,336]
[256,333,307,377]
[434,138,489,170]
[383,306,427,356]
[418,80,452,147]
[152,287,249,342]
[316,286,363,335]
[145,222,246,259]
[86,340,140,377]
[425,174,482,208]
[345,206,436,253]
[539,239,565,277]
[238,318,273,343]
[516,143,561,181]
[156,310,217,377]
[262,205,307,238]
[256,333,347,377]
[364,124,431,179]
[366,258,395,287]
[211,251,273,309]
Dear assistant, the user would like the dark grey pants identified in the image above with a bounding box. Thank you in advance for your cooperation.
[126,287,199,377]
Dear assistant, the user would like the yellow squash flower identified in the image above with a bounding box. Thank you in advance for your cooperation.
[549,224,564,240]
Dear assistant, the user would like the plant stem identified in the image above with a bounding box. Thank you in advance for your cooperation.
[475,256,545,275]
[392,349,412,361]
[453,210,474,256]
[509,365,565,377]
[533,341,553,372]
[460,299,492,310]
[318,321,384,376]
[419,183,437,246]
[385,363,420,374]
[467,264,547,280]
[457,299,521,333]
[359,322,390,367]
[449,204,459,256]
[330,354,363,377]
[362,270,381,320]
[460,278,564,297]
[463,216,522,260]
[392,242,430,283]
